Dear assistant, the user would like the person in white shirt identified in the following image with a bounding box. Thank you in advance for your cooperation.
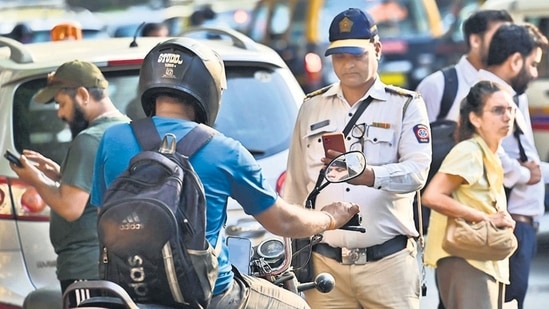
[417,9,513,123]
[284,8,431,308]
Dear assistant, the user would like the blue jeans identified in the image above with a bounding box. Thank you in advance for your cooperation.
[505,221,537,309]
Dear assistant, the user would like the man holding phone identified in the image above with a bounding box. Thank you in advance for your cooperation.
[283,8,431,308]
[7,60,129,307]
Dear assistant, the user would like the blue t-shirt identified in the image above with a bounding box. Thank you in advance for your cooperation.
[90,116,278,295]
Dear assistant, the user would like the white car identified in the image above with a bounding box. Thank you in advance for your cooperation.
[0,27,303,308]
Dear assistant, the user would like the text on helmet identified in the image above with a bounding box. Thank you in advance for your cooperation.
[157,53,183,65]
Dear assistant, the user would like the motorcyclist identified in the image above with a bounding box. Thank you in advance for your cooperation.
[89,37,360,308]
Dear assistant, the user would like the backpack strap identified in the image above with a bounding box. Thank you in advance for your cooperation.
[176,124,216,157]
[131,118,162,151]
[130,118,216,157]
[437,66,458,120]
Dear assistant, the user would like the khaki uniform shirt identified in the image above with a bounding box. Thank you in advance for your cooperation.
[283,78,431,248]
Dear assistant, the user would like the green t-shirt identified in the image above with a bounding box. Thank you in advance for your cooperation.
[50,114,129,280]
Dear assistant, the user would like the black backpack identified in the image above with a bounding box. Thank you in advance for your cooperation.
[415,66,458,234]
[428,66,458,183]
[98,118,219,308]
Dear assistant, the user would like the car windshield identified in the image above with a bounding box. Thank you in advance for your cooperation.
[318,0,432,41]
[13,65,297,164]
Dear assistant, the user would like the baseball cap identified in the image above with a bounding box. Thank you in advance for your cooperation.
[325,8,378,56]
[34,60,108,104]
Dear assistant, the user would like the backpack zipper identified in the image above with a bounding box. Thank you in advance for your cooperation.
[102,246,108,264]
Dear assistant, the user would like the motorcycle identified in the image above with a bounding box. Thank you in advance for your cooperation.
[59,151,366,308]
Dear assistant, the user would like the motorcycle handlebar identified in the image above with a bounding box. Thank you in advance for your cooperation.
[297,273,335,293]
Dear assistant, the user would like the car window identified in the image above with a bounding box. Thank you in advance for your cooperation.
[28,29,109,43]
[215,65,297,158]
[12,71,141,164]
[13,66,297,164]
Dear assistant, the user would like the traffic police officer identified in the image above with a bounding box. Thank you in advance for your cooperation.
[284,8,432,308]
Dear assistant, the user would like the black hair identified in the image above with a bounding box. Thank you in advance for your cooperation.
[458,80,503,141]
[487,23,549,66]
[141,22,168,37]
[462,10,513,50]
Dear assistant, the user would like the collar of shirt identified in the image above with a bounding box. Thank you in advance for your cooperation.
[478,69,516,96]
[324,77,388,105]
[458,55,480,86]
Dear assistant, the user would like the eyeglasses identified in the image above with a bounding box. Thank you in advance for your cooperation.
[485,105,515,116]
[350,123,366,152]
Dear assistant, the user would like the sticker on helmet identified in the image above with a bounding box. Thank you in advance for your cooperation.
[157,53,183,65]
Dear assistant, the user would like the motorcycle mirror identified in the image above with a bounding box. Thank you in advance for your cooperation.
[324,151,366,183]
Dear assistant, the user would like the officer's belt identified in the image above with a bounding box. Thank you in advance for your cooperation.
[312,235,408,264]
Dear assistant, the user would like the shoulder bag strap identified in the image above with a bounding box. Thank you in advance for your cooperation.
[342,96,374,137]
[473,139,501,212]
[416,189,427,296]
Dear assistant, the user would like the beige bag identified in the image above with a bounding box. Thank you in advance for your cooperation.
[442,140,518,261]
[442,217,517,261]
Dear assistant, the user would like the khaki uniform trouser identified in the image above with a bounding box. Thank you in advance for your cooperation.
[304,238,420,309]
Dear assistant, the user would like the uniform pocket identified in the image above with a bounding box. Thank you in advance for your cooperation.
[364,126,395,164]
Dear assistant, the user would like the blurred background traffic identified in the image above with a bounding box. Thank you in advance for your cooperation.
[3,0,547,145]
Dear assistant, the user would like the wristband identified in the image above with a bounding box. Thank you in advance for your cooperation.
[323,211,336,230]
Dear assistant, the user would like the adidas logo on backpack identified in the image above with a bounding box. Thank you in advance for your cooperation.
[119,212,143,231]
[98,118,220,308]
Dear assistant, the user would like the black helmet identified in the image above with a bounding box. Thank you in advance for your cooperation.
[139,37,226,125]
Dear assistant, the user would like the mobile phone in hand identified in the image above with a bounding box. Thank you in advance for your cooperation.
[322,132,346,157]
[4,150,23,168]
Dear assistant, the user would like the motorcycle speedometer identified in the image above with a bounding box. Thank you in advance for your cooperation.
[256,238,284,259]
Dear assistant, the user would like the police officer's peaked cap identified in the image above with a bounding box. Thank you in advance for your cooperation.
[325,8,378,56]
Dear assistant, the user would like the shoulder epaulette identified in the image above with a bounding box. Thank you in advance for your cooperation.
[304,85,332,101]
[385,85,418,98]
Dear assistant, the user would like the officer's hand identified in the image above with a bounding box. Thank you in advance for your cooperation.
[320,201,360,229]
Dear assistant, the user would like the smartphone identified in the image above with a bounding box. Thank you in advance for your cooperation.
[226,236,252,275]
[4,150,23,168]
[322,132,346,157]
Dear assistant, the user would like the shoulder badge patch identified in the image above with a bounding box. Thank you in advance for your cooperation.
[304,85,332,101]
[385,85,417,98]
[413,124,430,143]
